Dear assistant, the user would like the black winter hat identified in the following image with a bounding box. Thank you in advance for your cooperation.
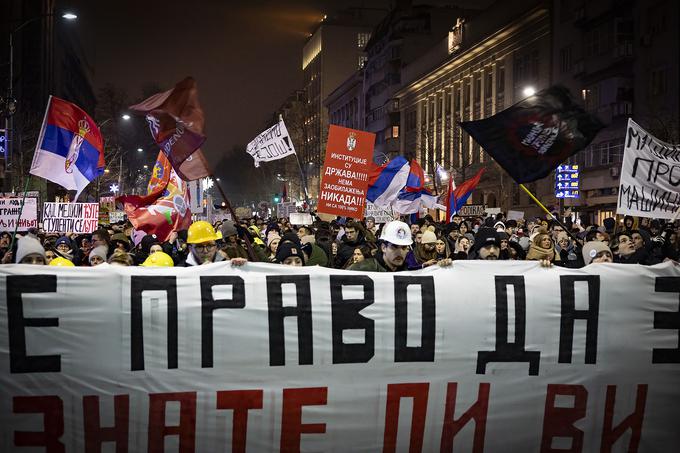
[473,228,500,252]
[275,242,306,264]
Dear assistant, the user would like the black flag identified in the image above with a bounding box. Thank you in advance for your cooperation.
[459,85,604,183]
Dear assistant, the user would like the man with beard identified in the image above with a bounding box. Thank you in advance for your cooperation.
[406,230,439,269]
[349,220,412,272]
[468,228,501,260]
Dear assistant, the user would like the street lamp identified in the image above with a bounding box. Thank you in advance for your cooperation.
[137,147,143,152]
[121,114,131,121]
[522,86,536,97]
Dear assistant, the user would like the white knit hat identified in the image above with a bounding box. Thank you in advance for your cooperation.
[16,236,45,264]
[89,245,108,262]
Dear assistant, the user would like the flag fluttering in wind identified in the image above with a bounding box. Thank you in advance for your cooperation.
[392,159,438,214]
[30,96,105,200]
[446,168,485,222]
[117,151,192,242]
[459,85,603,183]
[129,77,210,180]
[367,155,410,208]
[247,119,297,168]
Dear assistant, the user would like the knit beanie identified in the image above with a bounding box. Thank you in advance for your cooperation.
[275,242,306,264]
[55,236,73,249]
[582,241,611,265]
[267,232,281,247]
[89,245,108,262]
[16,236,45,263]
[421,231,437,244]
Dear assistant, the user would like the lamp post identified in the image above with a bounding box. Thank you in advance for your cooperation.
[5,11,77,190]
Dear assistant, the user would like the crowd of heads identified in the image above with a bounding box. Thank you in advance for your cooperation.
[3,211,679,270]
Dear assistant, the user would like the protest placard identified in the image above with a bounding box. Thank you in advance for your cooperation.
[457,204,486,217]
[617,118,680,219]
[0,198,38,231]
[507,210,525,221]
[289,212,314,225]
[1,262,678,451]
[108,211,126,224]
[42,202,99,233]
[276,201,296,218]
[318,125,375,219]
[365,202,395,224]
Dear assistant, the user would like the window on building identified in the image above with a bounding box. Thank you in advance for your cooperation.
[647,2,668,36]
[446,93,452,114]
[485,72,493,99]
[357,32,371,49]
[582,85,600,112]
[560,46,572,73]
[497,65,505,93]
[585,22,613,57]
[407,111,417,131]
[358,55,368,69]
[651,68,668,96]
[474,76,481,103]
[392,125,399,138]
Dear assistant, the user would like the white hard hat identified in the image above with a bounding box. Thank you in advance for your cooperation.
[380,220,413,246]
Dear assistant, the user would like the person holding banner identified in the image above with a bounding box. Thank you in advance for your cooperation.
[348,220,412,272]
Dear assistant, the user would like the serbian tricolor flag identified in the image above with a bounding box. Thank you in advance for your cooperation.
[446,168,485,221]
[117,151,192,241]
[367,155,410,208]
[393,159,438,214]
[30,96,105,200]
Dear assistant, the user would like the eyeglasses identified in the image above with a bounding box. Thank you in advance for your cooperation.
[193,243,217,251]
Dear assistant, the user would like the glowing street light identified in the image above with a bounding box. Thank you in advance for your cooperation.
[121,114,131,120]
[522,86,536,97]
[137,147,143,152]
[61,12,78,20]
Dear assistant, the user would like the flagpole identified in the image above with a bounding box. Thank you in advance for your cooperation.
[278,114,310,207]
[8,175,31,254]
[212,177,257,261]
[519,183,582,246]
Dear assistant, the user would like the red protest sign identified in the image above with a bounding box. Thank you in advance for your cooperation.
[318,125,375,219]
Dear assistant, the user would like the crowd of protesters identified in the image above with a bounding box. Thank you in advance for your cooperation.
[2,211,679,270]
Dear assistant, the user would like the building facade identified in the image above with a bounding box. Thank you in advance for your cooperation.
[301,8,385,198]
[555,0,679,225]
[1,0,96,196]
[396,0,552,216]
[363,3,464,163]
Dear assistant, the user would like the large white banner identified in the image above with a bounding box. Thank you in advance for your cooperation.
[1,262,679,452]
[246,119,296,168]
[617,119,680,219]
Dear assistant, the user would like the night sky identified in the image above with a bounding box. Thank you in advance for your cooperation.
[59,0,388,197]
[61,0,490,198]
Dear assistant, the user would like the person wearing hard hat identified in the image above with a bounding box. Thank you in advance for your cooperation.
[141,251,175,267]
[347,220,410,272]
[184,221,225,266]
[49,256,75,267]
[183,221,247,266]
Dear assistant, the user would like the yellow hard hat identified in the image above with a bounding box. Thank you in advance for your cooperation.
[187,221,222,244]
[49,257,75,267]
[141,251,174,267]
